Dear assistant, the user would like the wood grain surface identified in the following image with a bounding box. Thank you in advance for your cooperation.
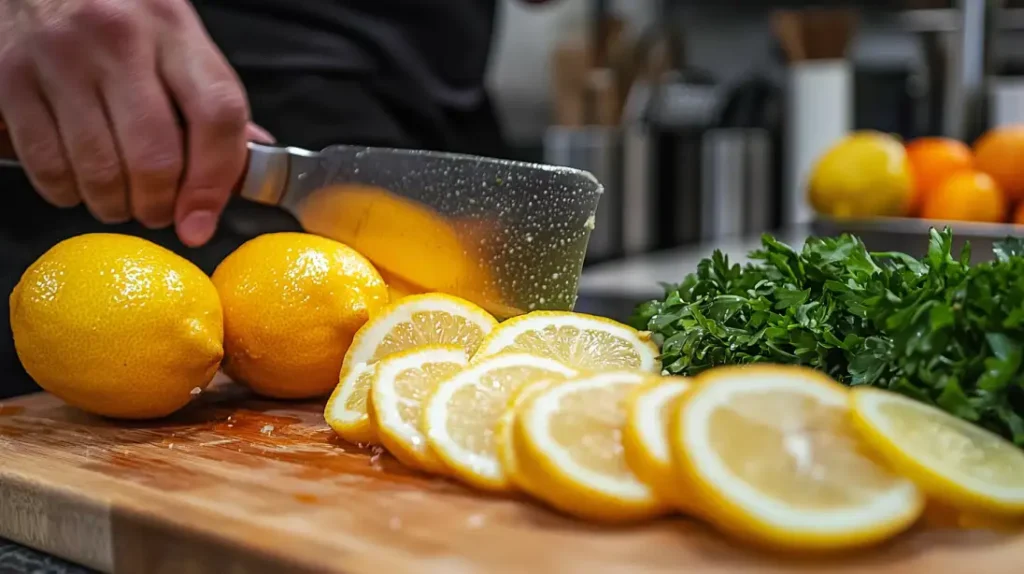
[1,375,1023,573]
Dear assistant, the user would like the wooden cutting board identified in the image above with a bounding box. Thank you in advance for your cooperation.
[1,376,1023,574]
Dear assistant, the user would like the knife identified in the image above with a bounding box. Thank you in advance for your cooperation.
[0,142,604,319]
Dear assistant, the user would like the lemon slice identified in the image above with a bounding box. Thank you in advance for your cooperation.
[325,293,496,444]
[673,366,924,550]
[472,311,660,373]
[424,353,577,491]
[495,379,560,494]
[850,386,1024,516]
[622,376,696,512]
[515,371,665,522]
[369,345,468,473]
[325,363,379,443]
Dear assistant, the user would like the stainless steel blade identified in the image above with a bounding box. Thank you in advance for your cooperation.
[0,143,604,318]
[237,143,604,318]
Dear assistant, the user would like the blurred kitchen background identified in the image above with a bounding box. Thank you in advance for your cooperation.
[484,0,1024,318]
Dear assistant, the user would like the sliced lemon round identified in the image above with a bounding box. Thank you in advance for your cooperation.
[472,311,659,373]
[370,345,468,473]
[850,386,1024,516]
[515,371,666,522]
[622,376,697,513]
[495,378,560,494]
[325,293,496,444]
[325,362,378,444]
[424,353,578,491]
[673,366,924,550]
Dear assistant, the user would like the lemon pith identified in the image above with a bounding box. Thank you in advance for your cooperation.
[850,387,1024,516]
[423,353,578,491]
[672,366,924,550]
[514,371,665,522]
[371,345,468,473]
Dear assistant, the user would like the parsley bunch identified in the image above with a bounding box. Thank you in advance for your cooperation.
[631,229,1024,444]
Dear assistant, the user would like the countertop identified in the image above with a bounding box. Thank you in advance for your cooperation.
[0,540,92,574]
[0,230,813,573]
[578,227,812,301]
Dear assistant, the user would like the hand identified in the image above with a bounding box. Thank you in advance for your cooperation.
[0,0,255,246]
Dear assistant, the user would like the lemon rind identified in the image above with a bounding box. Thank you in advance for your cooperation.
[674,367,924,549]
[424,353,577,491]
[472,311,660,373]
[850,386,1024,515]
[517,372,661,509]
[371,345,467,473]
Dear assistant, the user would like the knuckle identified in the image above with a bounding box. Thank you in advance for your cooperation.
[68,2,140,38]
[18,140,72,191]
[32,22,80,62]
[77,158,124,195]
[0,50,31,96]
[147,0,183,25]
[194,84,248,134]
[31,160,74,191]
[129,148,183,185]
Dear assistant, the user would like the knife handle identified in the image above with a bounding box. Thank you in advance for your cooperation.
[236,142,323,206]
[0,140,321,208]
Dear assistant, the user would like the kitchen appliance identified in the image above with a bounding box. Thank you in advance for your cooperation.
[700,128,773,240]
[0,142,604,318]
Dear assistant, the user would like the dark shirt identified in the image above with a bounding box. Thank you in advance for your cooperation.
[193,0,505,154]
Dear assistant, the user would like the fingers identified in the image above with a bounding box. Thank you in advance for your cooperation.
[0,69,79,207]
[24,2,133,223]
[47,90,130,223]
[160,15,249,247]
[102,68,183,229]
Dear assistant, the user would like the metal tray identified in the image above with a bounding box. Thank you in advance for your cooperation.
[811,217,1024,263]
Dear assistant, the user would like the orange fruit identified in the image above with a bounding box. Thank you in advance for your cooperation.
[974,126,1024,203]
[920,171,1006,223]
[905,137,974,214]
[10,234,223,419]
[1013,202,1024,225]
[212,232,389,399]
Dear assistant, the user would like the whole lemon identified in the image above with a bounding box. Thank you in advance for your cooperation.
[808,131,914,219]
[9,234,224,419]
[212,232,388,399]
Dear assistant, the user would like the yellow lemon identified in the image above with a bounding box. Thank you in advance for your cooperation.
[9,233,223,419]
[808,131,914,219]
[496,379,561,494]
[212,232,388,399]
[423,353,578,491]
[622,376,697,513]
[850,387,1024,517]
[672,365,924,550]
[370,345,469,473]
[472,311,660,373]
[514,371,666,522]
[325,293,496,444]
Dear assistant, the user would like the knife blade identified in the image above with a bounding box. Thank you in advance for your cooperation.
[1,142,604,318]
